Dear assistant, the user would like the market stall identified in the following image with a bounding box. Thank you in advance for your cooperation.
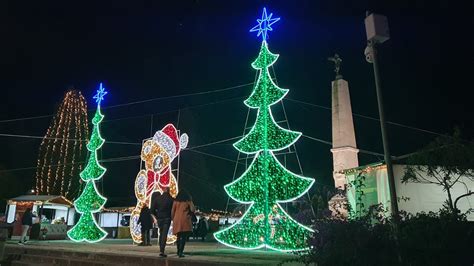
[99,207,133,239]
[6,195,75,240]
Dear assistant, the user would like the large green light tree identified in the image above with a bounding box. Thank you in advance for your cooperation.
[214,8,314,252]
[67,83,108,243]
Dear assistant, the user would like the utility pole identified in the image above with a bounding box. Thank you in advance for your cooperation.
[364,12,399,216]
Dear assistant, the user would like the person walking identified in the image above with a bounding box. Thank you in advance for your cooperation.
[172,190,195,258]
[137,206,153,246]
[196,217,209,242]
[18,208,33,245]
[151,187,174,257]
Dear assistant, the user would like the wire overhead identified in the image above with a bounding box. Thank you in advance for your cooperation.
[285,98,446,137]
[0,81,446,140]
[0,79,453,178]
[0,82,254,123]
[104,82,254,109]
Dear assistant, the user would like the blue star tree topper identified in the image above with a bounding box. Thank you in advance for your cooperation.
[250,7,280,41]
[93,83,108,106]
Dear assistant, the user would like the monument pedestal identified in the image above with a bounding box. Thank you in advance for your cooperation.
[331,78,359,189]
[329,73,359,218]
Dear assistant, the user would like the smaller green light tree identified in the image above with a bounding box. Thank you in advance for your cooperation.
[67,83,108,243]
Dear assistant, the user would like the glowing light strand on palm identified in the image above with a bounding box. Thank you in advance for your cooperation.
[67,83,108,243]
[34,90,89,200]
[214,8,314,252]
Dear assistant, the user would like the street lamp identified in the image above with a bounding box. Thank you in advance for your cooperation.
[364,12,399,216]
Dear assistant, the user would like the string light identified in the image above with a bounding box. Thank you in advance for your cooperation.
[79,107,106,182]
[67,96,83,195]
[35,90,89,200]
[234,107,301,154]
[67,83,109,243]
[235,42,301,154]
[245,41,286,105]
[130,124,188,244]
[58,94,73,196]
[342,163,387,175]
[102,207,134,213]
[214,8,314,252]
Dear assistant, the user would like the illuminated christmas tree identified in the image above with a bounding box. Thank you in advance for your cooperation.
[67,83,108,243]
[35,89,89,200]
[214,8,315,252]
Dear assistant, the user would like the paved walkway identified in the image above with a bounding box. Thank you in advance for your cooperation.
[5,239,303,265]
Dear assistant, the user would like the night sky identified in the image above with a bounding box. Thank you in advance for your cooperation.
[1,1,472,211]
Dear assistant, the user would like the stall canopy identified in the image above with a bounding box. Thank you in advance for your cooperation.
[8,195,73,207]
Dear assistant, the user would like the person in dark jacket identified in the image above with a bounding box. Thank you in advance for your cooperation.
[18,208,33,245]
[137,206,153,246]
[150,187,174,257]
[196,217,209,242]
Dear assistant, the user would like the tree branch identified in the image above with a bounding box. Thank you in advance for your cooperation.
[454,191,474,212]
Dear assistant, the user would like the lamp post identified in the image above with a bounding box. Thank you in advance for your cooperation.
[364,12,399,216]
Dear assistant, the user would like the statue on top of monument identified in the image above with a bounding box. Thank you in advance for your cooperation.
[328,53,343,79]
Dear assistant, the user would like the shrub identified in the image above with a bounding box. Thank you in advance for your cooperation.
[294,207,474,266]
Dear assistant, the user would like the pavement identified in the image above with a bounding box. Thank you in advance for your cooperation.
[3,239,304,265]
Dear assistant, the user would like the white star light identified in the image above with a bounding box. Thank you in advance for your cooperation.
[249,7,281,41]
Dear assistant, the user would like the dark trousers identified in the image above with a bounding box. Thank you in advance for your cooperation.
[157,218,171,253]
[141,228,151,245]
[176,232,191,255]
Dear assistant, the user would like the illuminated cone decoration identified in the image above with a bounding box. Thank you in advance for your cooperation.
[34,89,89,200]
[214,8,314,252]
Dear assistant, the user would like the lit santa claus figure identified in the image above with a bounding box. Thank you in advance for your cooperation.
[130,124,188,244]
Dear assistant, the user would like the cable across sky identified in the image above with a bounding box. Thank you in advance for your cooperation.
[0,81,447,140]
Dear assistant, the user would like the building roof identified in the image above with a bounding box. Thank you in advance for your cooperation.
[8,195,73,207]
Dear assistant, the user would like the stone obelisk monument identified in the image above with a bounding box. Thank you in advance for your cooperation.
[329,54,359,189]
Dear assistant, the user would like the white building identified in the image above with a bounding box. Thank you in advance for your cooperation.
[329,67,474,220]
[344,163,474,220]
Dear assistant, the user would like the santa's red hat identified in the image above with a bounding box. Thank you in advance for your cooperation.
[153,124,188,159]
